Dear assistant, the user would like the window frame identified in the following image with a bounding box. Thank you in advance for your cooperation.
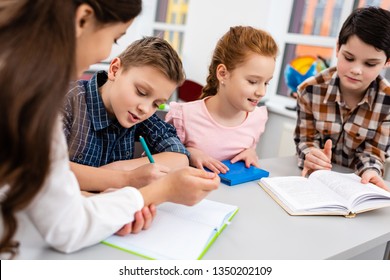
[265,0,356,108]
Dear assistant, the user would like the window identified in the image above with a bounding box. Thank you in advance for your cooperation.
[267,0,353,102]
[153,0,189,56]
[267,0,389,105]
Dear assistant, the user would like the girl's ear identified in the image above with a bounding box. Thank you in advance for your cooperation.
[107,57,122,80]
[216,64,229,81]
[75,4,94,38]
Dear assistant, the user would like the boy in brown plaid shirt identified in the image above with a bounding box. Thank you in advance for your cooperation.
[295,6,390,190]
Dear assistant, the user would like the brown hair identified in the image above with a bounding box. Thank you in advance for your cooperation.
[118,36,185,85]
[201,26,278,99]
[0,0,141,258]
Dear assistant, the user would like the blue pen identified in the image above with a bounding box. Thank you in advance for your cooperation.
[139,136,155,163]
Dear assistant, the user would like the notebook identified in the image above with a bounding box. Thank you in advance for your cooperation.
[102,199,238,260]
[218,160,269,186]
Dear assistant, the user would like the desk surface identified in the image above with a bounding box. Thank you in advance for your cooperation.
[14,156,390,260]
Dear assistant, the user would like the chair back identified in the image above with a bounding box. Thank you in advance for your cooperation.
[177,79,203,102]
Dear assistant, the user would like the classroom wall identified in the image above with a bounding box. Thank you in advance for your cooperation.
[182,0,273,85]
[92,0,297,160]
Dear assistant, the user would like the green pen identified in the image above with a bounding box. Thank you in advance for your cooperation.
[139,136,155,163]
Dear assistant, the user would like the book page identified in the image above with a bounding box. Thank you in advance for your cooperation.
[158,199,237,229]
[103,199,238,260]
[104,210,213,259]
[261,176,348,213]
[310,170,390,210]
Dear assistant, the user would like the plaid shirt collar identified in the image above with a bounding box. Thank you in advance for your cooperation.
[86,71,112,131]
[323,67,378,110]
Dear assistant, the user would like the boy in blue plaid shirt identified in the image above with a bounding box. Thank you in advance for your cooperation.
[63,37,189,192]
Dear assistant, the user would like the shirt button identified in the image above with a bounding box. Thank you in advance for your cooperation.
[78,154,83,160]
[126,151,130,157]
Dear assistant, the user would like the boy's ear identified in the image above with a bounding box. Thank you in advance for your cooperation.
[75,4,94,38]
[385,59,390,68]
[108,57,122,80]
[216,64,229,81]
[335,43,341,57]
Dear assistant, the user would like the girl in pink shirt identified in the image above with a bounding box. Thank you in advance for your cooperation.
[166,26,278,174]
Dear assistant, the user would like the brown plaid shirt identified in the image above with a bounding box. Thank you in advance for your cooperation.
[294,67,390,175]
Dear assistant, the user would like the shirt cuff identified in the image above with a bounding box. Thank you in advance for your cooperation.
[123,187,144,210]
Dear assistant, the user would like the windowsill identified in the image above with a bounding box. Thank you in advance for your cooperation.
[265,96,297,119]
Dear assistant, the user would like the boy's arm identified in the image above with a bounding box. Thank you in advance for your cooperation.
[70,162,130,192]
[71,160,174,191]
[355,114,390,176]
[294,90,321,168]
[137,113,190,164]
[103,152,189,171]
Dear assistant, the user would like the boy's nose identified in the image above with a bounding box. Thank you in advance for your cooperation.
[350,66,362,75]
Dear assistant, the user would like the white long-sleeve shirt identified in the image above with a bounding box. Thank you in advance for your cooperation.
[2,119,144,253]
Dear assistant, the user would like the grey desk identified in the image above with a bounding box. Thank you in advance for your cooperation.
[13,156,390,259]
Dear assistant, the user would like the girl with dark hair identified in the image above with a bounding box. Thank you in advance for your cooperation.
[0,0,218,258]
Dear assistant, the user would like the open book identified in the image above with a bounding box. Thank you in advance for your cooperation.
[103,199,238,259]
[259,170,390,217]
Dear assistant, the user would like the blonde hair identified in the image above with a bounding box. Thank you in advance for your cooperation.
[201,26,278,99]
[118,36,185,85]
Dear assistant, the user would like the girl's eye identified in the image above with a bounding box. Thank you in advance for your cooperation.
[248,80,257,85]
[365,63,377,67]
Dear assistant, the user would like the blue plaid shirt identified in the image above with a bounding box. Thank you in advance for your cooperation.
[62,71,189,167]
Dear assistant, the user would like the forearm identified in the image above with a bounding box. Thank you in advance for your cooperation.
[355,152,384,176]
[70,162,129,191]
[355,120,390,176]
[295,94,321,168]
[103,152,189,171]
[153,152,189,169]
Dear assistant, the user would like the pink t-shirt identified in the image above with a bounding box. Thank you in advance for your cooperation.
[165,99,268,161]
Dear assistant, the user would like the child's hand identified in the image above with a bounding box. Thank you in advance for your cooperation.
[302,139,332,177]
[187,147,229,174]
[230,148,260,168]
[127,163,170,187]
[361,169,390,191]
[164,167,220,206]
[115,205,157,236]
[139,167,220,207]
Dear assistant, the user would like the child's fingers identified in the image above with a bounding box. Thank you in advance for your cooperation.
[141,207,153,230]
[250,160,261,168]
[306,150,332,169]
[323,139,332,160]
[115,223,132,236]
[131,211,145,234]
